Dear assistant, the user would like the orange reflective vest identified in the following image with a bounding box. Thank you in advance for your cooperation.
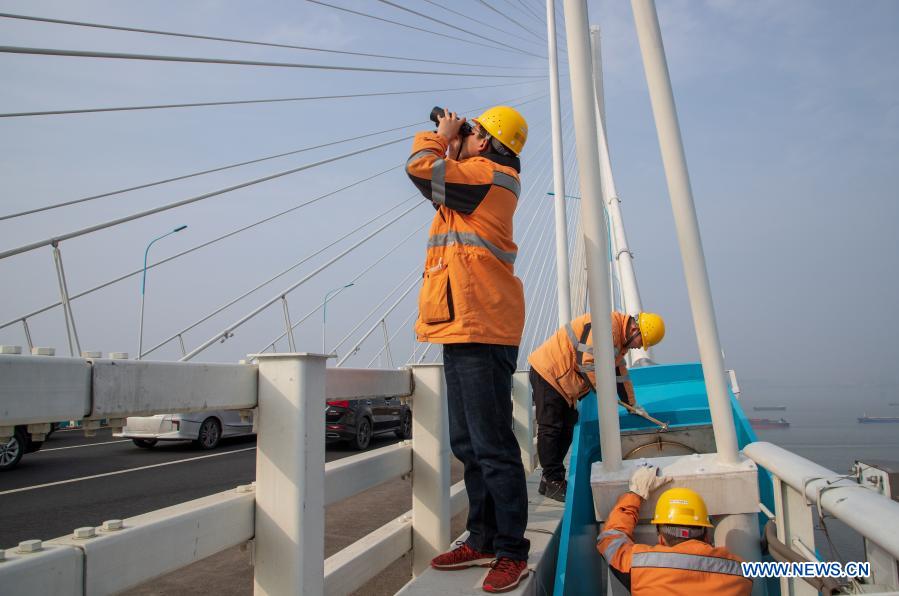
[597,492,752,596]
[406,131,525,346]
[527,312,635,407]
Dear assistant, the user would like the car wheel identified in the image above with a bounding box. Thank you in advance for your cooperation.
[351,417,372,450]
[0,429,25,471]
[133,439,157,449]
[395,410,412,440]
[194,418,222,450]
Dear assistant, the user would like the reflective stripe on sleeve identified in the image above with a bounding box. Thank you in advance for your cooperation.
[427,231,517,264]
[406,149,433,168]
[493,171,521,197]
[616,375,630,383]
[630,552,744,576]
[597,529,630,561]
[432,158,447,205]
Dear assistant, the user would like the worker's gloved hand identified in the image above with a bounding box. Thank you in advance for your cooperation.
[629,464,671,500]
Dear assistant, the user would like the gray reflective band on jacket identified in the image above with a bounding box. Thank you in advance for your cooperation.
[630,551,744,576]
[406,149,432,169]
[597,529,631,561]
[427,231,517,264]
[431,158,447,205]
[566,323,593,375]
[493,171,521,197]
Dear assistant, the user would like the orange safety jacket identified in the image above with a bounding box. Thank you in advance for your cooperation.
[527,312,635,407]
[597,492,752,596]
[406,131,525,346]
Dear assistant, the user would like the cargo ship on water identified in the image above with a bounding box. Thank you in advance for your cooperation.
[753,405,787,411]
[858,414,899,424]
[750,417,791,429]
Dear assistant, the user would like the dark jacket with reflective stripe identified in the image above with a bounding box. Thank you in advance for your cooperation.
[597,493,752,596]
[407,131,525,345]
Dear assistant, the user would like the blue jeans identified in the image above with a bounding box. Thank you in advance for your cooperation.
[443,343,530,561]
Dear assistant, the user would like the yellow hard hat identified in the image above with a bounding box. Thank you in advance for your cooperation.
[651,487,713,527]
[474,105,528,155]
[637,312,665,349]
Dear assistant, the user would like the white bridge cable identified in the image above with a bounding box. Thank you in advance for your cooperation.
[141,194,421,358]
[518,0,548,28]
[472,0,546,44]
[0,81,540,119]
[304,0,545,60]
[371,0,546,60]
[255,220,429,355]
[0,93,549,336]
[335,276,421,367]
[0,88,546,219]
[0,12,542,70]
[419,0,546,51]
[0,164,401,333]
[329,266,421,356]
[365,306,418,368]
[181,200,425,361]
[0,135,412,260]
[0,46,547,79]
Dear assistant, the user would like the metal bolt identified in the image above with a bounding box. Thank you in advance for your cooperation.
[0,345,22,355]
[31,347,55,356]
[73,527,96,539]
[101,519,124,531]
[17,540,42,553]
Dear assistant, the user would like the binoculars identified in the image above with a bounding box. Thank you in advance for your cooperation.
[430,106,473,137]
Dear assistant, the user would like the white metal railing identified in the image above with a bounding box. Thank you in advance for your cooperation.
[744,441,899,594]
[0,351,535,595]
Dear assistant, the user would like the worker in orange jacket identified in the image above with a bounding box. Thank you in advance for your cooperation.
[597,465,752,595]
[407,105,530,593]
[528,311,665,501]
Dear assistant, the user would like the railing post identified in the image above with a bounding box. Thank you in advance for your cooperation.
[772,477,818,596]
[408,363,450,576]
[253,353,329,596]
[511,370,535,474]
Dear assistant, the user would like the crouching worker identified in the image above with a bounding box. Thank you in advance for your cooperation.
[597,465,752,595]
[527,311,665,501]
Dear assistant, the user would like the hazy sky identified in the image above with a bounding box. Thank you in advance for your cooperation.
[1,1,897,404]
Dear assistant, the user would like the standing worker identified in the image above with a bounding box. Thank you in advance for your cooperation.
[406,105,530,593]
[528,311,665,501]
[597,465,752,595]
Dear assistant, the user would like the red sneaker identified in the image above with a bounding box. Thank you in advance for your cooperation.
[482,557,529,593]
[431,541,496,570]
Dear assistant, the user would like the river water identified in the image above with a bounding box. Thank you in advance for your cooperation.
[747,393,899,562]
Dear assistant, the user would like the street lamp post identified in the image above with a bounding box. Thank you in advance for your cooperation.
[138,225,187,360]
[322,283,354,354]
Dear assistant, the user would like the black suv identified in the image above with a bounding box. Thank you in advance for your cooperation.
[326,397,411,450]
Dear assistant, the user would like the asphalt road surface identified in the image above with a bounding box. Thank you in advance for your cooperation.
[0,425,403,548]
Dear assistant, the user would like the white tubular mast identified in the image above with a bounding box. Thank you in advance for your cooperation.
[547,0,572,325]
[562,0,622,471]
[589,26,652,365]
[631,0,739,464]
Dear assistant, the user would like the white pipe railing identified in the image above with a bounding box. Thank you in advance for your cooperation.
[0,350,537,595]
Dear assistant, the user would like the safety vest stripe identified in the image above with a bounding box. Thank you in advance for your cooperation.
[600,536,629,561]
[631,552,743,576]
[432,158,447,205]
[565,324,592,355]
[427,231,517,264]
[406,149,433,168]
[492,171,521,197]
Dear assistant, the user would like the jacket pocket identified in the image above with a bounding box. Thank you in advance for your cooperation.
[555,363,589,402]
[419,260,453,324]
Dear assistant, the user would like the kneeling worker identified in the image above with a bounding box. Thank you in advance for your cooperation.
[597,465,752,595]
[528,311,665,501]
